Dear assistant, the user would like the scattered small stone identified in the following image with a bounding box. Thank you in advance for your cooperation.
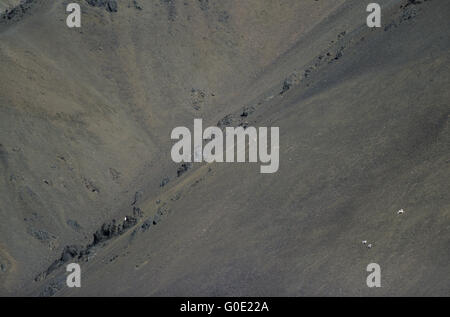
[67,219,82,232]
[177,163,191,177]
[217,115,233,129]
[39,281,63,297]
[86,0,118,13]
[141,218,152,232]
[133,206,143,218]
[191,88,206,110]
[109,168,121,180]
[132,0,142,10]
[160,177,170,187]
[238,121,249,129]
[82,177,99,193]
[131,191,143,206]
[280,72,299,95]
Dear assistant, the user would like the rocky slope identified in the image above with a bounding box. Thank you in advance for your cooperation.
[0,0,449,296]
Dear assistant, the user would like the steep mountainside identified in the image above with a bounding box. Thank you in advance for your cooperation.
[0,0,449,296]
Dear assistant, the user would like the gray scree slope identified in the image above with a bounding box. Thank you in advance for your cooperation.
[0,0,449,296]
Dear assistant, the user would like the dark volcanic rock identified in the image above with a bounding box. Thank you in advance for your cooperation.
[1,0,35,22]
[86,0,118,12]
[132,0,142,10]
[280,73,299,94]
[106,0,118,12]
[39,281,63,297]
[36,214,139,282]
[177,163,191,177]
[217,115,233,129]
